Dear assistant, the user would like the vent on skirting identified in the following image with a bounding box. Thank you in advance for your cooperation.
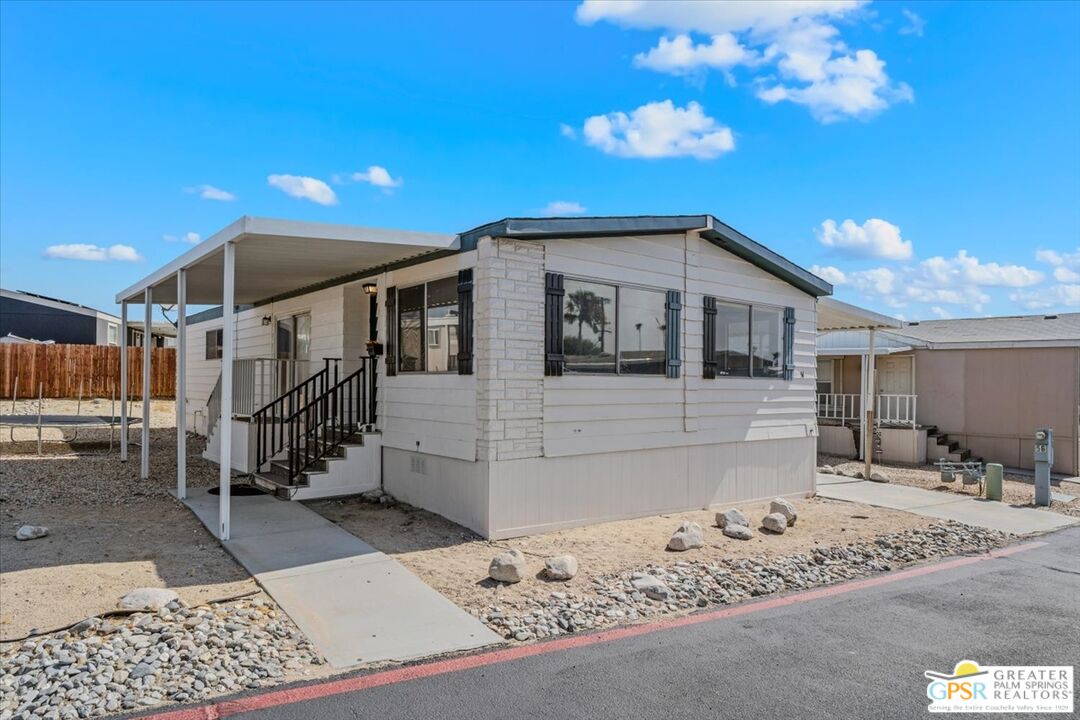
[410,454,427,475]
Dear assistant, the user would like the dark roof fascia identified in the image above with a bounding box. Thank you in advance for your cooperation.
[458,215,832,298]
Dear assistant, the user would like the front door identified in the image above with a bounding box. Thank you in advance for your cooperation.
[275,312,311,394]
[878,356,912,395]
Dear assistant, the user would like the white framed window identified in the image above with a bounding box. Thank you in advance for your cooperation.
[107,323,119,346]
[427,328,441,347]
[817,358,834,394]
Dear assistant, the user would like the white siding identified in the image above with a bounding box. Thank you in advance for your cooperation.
[379,252,478,461]
[541,233,817,458]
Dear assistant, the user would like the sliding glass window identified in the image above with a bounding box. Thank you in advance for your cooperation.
[396,277,459,373]
[561,278,667,375]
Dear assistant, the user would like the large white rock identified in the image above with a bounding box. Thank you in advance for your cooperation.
[489,549,528,583]
[667,522,705,551]
[118,588,179,611]
[722,524,753,540]
[869,470,891,483]
[818,465,836,475]
[715,508,748,529]
[631,574,673,601]
[14,525,48,541]
[543,555,578,581]
[770,498,798,527]
[761,513,788,534]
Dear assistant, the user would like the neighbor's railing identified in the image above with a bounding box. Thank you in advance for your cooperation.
[816,392,917,428]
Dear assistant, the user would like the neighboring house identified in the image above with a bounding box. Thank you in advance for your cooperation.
[0,288,176,347]
[817,313,1080,475]
[116,215,893,541]
[1,288,123,345]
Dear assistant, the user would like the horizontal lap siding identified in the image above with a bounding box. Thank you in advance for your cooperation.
[542,234,816,458]
[380,253,478,461]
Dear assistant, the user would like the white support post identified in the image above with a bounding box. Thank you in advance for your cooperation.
[219,241,235,541]
[864,328,877,480]
[120,301,129,462]
[176,269,187,499]
[141,288,152,479]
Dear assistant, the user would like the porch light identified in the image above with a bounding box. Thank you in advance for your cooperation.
[261,315,272,326]
[362,283,378,296]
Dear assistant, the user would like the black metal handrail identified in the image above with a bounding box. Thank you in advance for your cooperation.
[254,355,377,484]
[252,357,340,476]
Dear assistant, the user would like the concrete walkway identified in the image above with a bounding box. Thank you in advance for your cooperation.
[180,488,502,668]
[817,473,1079,535]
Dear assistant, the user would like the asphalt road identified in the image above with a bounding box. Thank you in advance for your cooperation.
[141,528,1080,720]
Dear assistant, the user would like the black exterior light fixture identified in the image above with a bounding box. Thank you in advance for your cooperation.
[362,282,382,355]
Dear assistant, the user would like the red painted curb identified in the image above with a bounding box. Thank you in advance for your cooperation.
[137,541,1046,720]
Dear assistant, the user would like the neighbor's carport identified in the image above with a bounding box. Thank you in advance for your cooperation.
[817,298,903,478]
[114,216,456,540]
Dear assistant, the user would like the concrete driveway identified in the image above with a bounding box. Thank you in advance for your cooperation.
[816,473,1079,535]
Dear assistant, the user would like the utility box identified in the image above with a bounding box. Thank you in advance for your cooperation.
[1033,428,1053,507]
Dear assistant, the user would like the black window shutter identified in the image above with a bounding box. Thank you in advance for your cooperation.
[457,269,474,375]
[782,306,796,381]
[385,286,397,377]
[665,290,682,379]
[544,272,565,377]
[702,295,717,380]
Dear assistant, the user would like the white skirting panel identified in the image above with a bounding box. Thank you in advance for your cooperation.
[383,448,490,537]
[487,436,815,539]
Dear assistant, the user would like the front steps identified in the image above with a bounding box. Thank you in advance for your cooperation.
[925,426,982,464]
[251,429,382,501]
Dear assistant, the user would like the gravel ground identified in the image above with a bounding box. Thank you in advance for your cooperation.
[1,399,219,508]
[474,522,1009,642]
[819,454,1080,518]
[0,595,324,719]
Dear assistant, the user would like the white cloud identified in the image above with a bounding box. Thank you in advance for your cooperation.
[267,174,338,205]
[576,0,911,123]
[633,33,756,75]
[348,165,403,190]
[581,100,735,159]
[930,306,951,319]
[810,264,847,285]
[899,9,926,37]
[848,266,899,297]
[917,250,1043,288]
[44,243,142,262]
[1036,247,1080,282]
[817,218,913,260]
[1010,284,1080,310]
[559,123,578,140]
[186,184,236,201]
[164,232,201,245]
[540,201,587,216]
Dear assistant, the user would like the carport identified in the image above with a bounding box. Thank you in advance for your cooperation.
[114,216,456,540]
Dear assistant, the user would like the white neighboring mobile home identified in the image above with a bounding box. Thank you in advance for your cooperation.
[115,215,883,540]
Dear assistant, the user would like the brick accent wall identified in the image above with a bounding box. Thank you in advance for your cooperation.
[474,237,545,461]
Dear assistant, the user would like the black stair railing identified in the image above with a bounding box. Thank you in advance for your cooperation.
[252,357,340,476]
[253,355,377,485]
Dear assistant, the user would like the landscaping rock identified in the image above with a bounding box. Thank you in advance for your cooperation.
[118,588,180,611]
[770,498,798,527]
[489,549,527,583]
[630,574,673,601]
[715,508,748,529]
[818,465,836,474]
[833,467,848,477]
[722,524,754,540]
[543,555,578,581]
[869,471,891,483]
[14,525,48,541]
[667,522,704,551]
[761,513,788,534]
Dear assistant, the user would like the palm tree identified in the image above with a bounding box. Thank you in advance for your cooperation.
[564,289,609,351]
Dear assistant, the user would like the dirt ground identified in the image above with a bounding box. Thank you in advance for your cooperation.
[820,454,1080,518]
[311,495,935,614]
[1,398,254,641]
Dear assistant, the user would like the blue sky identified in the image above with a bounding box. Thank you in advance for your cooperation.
[2,0,1078,322]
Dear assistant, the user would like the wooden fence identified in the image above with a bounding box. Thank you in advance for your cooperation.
[0,344,176,399]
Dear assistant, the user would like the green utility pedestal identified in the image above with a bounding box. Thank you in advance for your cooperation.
[985,463,1003,501]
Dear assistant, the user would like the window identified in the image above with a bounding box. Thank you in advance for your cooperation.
[713,301,785,378]
[816,358,834,395]
[205,328,223,360]
[395,277,459,373]
[107,323,119,346]
[560,278,667,375]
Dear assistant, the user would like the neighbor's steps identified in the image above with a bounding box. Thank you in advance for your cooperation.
[925,428,981,464]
